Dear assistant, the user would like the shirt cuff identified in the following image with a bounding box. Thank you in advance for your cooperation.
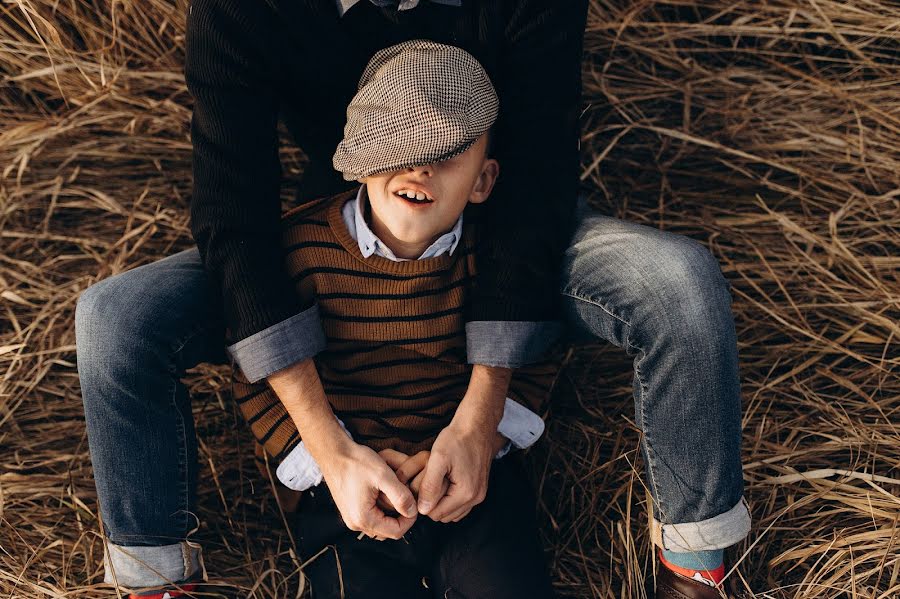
[275,399,545,488]
[496,397,545,454]
[226,302,327,384]
[494,439,514,460]
[276,419,351,491]
[465,321,564,368]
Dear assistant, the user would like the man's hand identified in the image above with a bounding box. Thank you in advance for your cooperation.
[416,364,512,523]
[318,438,418,540]
[267,359,417,540]
[416,422,507,522]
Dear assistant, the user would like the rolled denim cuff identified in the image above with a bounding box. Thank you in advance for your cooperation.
[102,538,206,591]
[226,303,327,384]
[650,496,752,551]
[465,320,564,368]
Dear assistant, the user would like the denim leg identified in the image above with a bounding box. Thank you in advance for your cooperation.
[74,246,227,590]
[558,200,750,552]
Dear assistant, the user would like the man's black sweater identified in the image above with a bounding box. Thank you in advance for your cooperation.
[185,0,587,346]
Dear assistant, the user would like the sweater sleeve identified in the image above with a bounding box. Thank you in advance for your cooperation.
[185,0,313,347]
[464,0,588,327]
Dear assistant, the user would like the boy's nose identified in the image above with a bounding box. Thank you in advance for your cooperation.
[407,163,433,176]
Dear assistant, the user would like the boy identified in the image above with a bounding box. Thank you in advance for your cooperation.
[232,40,560,598]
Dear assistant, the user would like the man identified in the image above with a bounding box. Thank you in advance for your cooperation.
[74,1,749,597]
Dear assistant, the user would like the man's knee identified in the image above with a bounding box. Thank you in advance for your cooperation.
[647,236,732,315]
[75,271,168,370]
[76,276,125,347]
[582,224,725,297]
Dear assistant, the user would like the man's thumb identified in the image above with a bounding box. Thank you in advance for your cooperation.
[417,454,448,515]
[381,475,417,519]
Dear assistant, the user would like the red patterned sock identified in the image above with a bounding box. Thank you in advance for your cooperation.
[127,582,197,599]
[659,549,725,587]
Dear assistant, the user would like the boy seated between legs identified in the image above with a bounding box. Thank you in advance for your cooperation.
[229,40,561,598]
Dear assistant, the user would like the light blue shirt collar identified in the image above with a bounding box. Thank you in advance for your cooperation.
[336,0,462,18]
[343,184,463,261]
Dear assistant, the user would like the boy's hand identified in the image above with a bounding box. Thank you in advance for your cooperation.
[396,450,443,499]
[378,449,446,503]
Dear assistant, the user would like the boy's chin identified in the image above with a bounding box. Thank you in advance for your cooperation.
[395,233,438,246]
[388,224,439,242]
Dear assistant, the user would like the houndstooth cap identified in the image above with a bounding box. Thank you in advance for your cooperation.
[333,39,499,181]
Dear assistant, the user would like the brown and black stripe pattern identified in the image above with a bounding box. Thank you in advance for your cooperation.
[231,189,559,473]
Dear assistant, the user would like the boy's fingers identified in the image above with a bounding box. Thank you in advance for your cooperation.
[395,463,415,485]
[378,448,409,471]
[416,453,450,515]
[395,453,428,485]
[409,470,426,496]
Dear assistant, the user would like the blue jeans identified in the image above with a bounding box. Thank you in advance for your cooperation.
[74,198,750,591]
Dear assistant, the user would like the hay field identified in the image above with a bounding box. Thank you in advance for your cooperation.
[1,0,898,597]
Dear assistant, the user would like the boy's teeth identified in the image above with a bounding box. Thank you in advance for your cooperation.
[398,189,429,201]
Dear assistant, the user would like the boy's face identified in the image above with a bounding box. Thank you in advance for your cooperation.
[360,133,499,256]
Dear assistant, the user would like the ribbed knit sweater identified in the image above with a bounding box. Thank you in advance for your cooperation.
[231,191,560,466]
[185,0,588,346]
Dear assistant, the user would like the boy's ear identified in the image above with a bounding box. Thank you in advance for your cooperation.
[468,158,500,205]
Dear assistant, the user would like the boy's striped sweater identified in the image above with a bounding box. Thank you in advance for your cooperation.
[231,189,560,471]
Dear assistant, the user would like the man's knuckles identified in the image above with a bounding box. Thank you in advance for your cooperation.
[454,480,484,501]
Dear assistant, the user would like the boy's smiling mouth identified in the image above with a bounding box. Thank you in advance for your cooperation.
[393,187,435,204]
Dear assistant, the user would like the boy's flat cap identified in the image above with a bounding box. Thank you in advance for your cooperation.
[333,39,499,181]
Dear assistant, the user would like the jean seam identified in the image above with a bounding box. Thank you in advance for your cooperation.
[166,320,215,541]
[559,289,667,534]
[166,362,189,538]
[559,290,630,329]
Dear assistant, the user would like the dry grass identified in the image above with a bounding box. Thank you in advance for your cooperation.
[1,0,898,597]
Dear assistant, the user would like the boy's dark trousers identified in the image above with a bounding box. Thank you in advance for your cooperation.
[292,456,555,599]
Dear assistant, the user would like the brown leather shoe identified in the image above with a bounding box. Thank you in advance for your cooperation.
[655,562,731,598]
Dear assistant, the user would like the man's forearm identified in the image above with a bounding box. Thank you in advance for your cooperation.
[455,364,513,453]
[266,358,351,461]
